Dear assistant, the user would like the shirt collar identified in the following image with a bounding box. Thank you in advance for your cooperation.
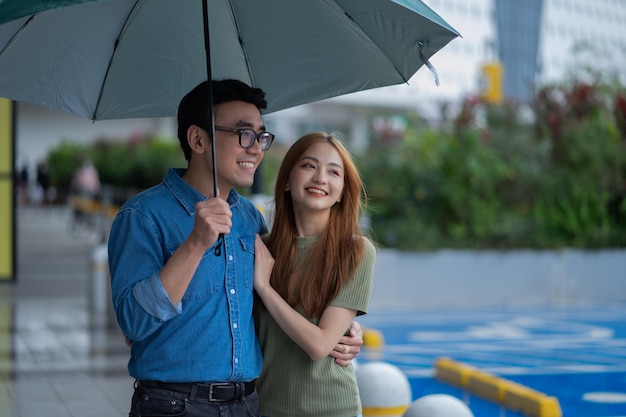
[164,168,241,215]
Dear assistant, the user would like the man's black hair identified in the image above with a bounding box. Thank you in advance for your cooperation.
[177,79,267,161]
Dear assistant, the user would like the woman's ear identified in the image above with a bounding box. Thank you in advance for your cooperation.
[284,183,290,191]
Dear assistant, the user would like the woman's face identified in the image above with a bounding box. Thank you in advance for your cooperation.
[287,141,345,215]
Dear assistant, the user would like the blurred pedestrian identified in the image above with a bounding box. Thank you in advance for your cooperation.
[72,159,100,199]
[71,159,100,225]
[36,161,51,205]
[18,163,29,206]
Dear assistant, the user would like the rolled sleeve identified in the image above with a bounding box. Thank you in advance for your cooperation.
[133,272,182,321]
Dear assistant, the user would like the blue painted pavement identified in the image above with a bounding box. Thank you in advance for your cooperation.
[357,305,626,417]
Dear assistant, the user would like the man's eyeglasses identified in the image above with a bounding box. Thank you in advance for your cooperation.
[197,124,274,151]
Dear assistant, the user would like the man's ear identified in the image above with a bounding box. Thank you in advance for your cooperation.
[187,125,207,154]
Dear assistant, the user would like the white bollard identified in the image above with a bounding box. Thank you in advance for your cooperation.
[404,394,474,417]
[356,361,412,417]
[89,244,114,328]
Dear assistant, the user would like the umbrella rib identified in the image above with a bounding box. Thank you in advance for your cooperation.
[0,15,35,58]
[91,0,143,121]
[225,0,255,87]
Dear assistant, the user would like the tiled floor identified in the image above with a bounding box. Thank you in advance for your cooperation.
[1,206,134,417]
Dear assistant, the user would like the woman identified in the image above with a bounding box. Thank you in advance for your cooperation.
[254,132,376,417]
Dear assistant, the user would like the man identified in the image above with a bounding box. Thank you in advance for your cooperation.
[108,79,361,417]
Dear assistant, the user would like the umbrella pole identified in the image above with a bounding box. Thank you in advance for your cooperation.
[202,0,218,198]
[202,0,224,256]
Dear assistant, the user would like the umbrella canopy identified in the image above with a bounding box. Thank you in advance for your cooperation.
[0,0,460,121]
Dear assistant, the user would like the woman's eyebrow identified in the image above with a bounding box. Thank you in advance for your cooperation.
[300,155,318,163]
[300,155,343,170]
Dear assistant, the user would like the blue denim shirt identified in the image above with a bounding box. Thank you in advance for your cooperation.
[108,168,267,383]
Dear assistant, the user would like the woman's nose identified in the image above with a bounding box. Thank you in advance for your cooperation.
[312,171,327,183]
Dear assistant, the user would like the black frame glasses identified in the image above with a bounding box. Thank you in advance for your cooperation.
[197,124,274,151]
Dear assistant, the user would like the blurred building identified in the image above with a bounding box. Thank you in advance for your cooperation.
[328,0,625,107]
[275,0,626,150]
[495,0,543,103]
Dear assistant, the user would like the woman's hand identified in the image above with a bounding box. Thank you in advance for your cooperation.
[254,234,275,293]
[329,321,363,366]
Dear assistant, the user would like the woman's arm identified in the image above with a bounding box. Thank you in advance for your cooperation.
[254,235,357,361]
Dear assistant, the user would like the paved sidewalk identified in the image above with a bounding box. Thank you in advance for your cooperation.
[0,206,133,417]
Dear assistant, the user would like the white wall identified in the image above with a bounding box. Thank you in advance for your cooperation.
[369,249,626,310]
[15,103,175,178]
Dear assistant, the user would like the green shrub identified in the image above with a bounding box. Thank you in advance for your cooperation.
[46,135,185,200]
[359,76,626,250]
[46,141,90,198]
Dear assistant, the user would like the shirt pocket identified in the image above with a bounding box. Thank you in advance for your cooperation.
[167,242,224,300]
[238,233,256,289]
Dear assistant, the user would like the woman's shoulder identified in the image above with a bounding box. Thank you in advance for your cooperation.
[358,235,377,250]
[356,235,377,261]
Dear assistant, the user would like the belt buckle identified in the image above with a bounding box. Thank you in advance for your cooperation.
[208,382,232,401]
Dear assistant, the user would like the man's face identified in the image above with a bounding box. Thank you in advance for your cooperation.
[211,100,266,192]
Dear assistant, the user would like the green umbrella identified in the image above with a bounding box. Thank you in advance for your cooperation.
[0,0,460,194]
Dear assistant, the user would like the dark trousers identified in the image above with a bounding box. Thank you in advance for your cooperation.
[129,381,260,417]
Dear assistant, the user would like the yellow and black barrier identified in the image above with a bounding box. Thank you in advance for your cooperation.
[70,195,120,219]
[363,327,385,349]
[434,357,562,417]
[70,194,121,243]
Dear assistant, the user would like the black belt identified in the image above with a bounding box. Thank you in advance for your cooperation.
[139,380,255,402]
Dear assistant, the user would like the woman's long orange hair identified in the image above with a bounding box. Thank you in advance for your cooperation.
[265,132,366,318]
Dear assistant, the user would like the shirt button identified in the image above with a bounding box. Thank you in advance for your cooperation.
[234,358,239,364]
[229,255,233,261]
[233,323,238,329]
[230,289,235,294]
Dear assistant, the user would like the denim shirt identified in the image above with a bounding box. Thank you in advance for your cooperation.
[108,168,267,383]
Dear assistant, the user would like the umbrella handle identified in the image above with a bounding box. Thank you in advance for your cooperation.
[202,0,224,256]
[202,0,218,198]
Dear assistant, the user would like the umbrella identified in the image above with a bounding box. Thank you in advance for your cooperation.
[0,0,460,194]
